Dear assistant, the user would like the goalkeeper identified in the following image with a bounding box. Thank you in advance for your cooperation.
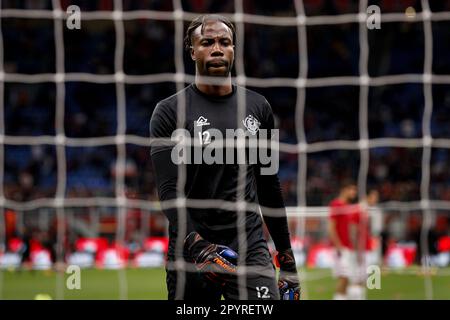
[150,14,300,300]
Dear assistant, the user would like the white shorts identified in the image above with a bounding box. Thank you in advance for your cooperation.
[333,249,368,284]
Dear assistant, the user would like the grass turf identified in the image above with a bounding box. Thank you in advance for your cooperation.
[1,267,449,300]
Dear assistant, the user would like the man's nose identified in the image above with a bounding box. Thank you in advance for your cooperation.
[211,41,223,55]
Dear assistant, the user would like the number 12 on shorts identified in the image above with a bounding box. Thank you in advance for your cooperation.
[256,286,270,299]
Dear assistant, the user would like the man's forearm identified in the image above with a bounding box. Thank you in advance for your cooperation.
[256,173,292,251]
[151,149,194,233]
[263,208,292,251]
[328,222,343,250]
[349,224,361,251]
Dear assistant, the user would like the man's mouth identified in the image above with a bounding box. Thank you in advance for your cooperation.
[207,60,227,68]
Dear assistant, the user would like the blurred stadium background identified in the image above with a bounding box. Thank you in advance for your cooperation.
[0,0,450,300]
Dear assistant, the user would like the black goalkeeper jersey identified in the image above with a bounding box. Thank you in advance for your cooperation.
[150,84,291,259]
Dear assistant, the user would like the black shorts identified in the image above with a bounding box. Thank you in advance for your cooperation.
[166,245,280,301]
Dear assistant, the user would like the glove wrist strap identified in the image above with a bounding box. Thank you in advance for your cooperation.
[277,248,297,273]
[185,232,210,259]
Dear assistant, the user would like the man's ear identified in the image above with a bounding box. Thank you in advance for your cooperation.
[190,47,196,61]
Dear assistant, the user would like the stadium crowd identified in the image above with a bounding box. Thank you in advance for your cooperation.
[1,0,450,264]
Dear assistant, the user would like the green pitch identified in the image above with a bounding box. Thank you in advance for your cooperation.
[1,267,449,300]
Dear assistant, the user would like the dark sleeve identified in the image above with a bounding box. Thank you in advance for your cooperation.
[150,102,194,233]
[256,99,292,251]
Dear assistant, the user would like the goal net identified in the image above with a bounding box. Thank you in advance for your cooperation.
[0,0,449,300]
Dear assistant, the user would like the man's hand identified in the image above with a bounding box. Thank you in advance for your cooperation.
[277,248,301,300]
[184,232,238,286]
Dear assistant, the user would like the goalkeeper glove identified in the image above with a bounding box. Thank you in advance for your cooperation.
[184,232,238,286]
[276,248,301,300]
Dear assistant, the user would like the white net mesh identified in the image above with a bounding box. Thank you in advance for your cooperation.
[0,0,449,300]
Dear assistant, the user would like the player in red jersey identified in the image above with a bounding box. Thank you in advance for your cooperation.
[347,189,379,300]
[328,179,359,300]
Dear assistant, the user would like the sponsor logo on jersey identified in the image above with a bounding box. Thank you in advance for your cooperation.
[196,116,210,127]
[243,115,260,135]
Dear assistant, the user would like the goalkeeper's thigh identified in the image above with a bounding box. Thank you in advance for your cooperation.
[222,247,280,300]
[166,268,222,301]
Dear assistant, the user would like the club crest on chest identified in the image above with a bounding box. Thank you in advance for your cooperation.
[243,115,261,135]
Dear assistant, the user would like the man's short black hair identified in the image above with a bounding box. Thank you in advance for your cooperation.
[184,14,236,51]
[340,178,356,190]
